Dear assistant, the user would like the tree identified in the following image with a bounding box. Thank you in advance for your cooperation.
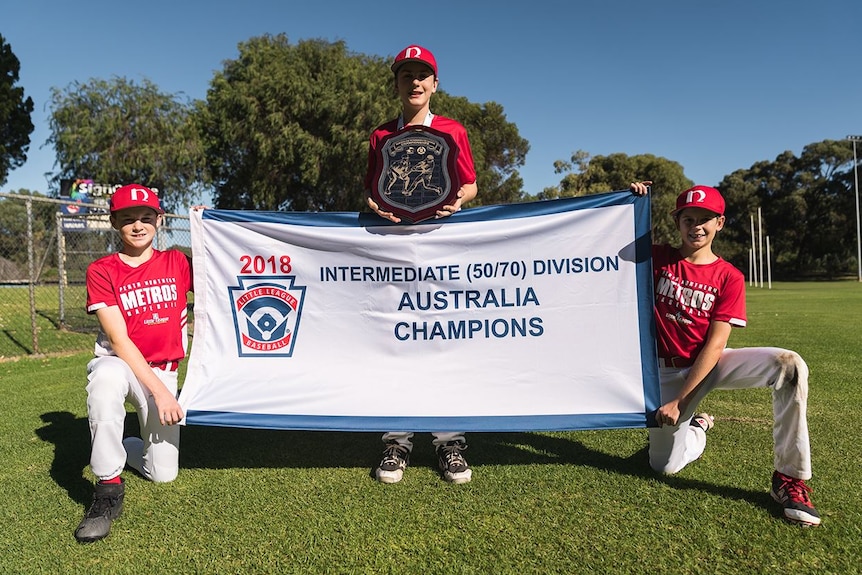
[199,35,529,211]
[538,151,692,244]
[46,77,207,212]
[0,190,55,273]
[718,139,857,277]
[431,95,529,206]
[0,34,35,188]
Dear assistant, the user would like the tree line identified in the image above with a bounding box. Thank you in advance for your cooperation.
[1,33,858,278]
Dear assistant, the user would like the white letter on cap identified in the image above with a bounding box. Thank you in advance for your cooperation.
[686,188,706,204]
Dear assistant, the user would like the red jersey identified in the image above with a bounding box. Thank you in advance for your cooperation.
[364,114,477,191]
[86,249,192,363]
[652,244,746,361]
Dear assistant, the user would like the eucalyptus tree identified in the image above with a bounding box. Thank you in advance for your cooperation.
[539,151,693,245]
[199,34,529,211]
[47,77,207,211]
[719,139,857,277]
[0,34,34,187]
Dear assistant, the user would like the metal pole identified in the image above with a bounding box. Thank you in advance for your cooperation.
[757,207,764,288]
[766,235,772,289]
[847,136,862,282]
[749,248,754,286]
[853,137,862,282]
[26,199,39,353]
[57,211,67,328]
[750,215,757,285]
[857,140,862,282]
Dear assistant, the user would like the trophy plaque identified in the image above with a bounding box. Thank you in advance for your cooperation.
[370,125,461,224]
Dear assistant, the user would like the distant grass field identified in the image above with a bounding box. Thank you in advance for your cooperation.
[0,284,95,358]
[1,281,860,574]
[0,285,194,358]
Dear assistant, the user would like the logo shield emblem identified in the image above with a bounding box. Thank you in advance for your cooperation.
[229,276,306,357]
[371,125,461,224]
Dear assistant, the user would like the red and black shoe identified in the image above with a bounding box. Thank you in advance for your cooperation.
[770,471,821,527]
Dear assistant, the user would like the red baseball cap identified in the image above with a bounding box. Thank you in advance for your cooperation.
[391,45,438,76]
[109,184,164,214]
[672,185,725,216]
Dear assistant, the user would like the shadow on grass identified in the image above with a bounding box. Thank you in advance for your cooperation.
[472,432,779,519]
[35,411,147,507]
[179,424,381,469]
[2,328,31,355]
[35,413,778,519]
[35,411,93,507]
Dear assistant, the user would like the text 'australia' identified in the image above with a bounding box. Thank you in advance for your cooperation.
[397,287,539,311]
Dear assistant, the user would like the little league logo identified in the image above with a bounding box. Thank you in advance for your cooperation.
[228,276,306,357]
[371,125,460,224]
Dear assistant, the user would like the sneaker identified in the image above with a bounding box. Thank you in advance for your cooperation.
[690,413,714,432]
[436,441,472,484]
[375,442,410,484]
[770,471,821,527]
[74,479,125,543]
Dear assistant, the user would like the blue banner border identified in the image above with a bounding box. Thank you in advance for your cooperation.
[184,411,652,432]
[188,190,660,431]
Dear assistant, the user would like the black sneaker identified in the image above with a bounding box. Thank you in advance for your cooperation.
[770,471,821,527]
[375,442,410,484]
[436,441,472,484]
[74,479,125,543]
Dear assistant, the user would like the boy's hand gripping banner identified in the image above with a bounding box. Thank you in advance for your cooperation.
[179,191,660,431]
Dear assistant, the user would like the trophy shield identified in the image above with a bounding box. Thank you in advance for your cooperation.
[371,125,461,224]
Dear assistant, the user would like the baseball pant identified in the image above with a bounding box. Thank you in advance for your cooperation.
[86,355,180,483]
[382,432,466,451]
[649,347,811,480]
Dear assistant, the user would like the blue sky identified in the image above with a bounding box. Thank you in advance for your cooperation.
[3,0,861,204]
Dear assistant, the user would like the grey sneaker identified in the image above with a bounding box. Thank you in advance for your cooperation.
[375,442,410,484]
[436,441,472,484]
[74,479,125,543]
[690,413,714,432]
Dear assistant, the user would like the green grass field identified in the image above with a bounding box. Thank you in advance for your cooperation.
[1,282,860,574]
[0,284,95,358]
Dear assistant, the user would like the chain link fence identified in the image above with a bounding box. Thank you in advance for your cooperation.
[0,192,191,358]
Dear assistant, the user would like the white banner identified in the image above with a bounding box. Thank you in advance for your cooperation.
[179,191,660,431]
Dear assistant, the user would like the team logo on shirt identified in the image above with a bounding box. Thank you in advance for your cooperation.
[655,274,716,315]
[371,125,460,224]
[664,311,693,325]
[228,276,306,357]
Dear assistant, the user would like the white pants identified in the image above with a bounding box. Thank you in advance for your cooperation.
[86,356,180,483]
[382,432,466,450]
[649,347,811,479]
